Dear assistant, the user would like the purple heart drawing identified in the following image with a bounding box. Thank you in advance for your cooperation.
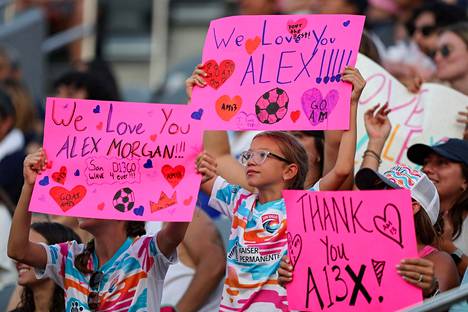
[143,159,153,169]
[343,20,351,27]
[93,105,101,113]
[235,111,259,130]
[133,205,144,216]
[191,109,204,120]
[301,88,339,126]
[39,176,49,186]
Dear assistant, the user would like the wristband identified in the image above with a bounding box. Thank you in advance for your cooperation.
[362,149,382,164]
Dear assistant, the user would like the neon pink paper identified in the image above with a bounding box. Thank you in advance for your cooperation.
[283,189,422,311]
[191,14,365,130]
[29,98,203,221]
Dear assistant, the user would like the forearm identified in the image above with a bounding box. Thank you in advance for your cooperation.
[360,138,386,171]
[334,105,357,178]
[7,184,33,260]
[176,260,224,312]
[158,222,189,258]
[204,131,230,157]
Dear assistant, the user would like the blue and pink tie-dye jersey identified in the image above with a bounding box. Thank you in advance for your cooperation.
[35,234,176,311]
[209,177,319,311]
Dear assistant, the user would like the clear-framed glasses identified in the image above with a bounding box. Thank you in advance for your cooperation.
[239,150,291,166]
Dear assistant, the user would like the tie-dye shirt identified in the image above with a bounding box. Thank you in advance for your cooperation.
[209,177,319,311]
[35,234,176,311]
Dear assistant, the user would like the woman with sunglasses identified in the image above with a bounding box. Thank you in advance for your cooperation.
[7,149,189,311]
[196,67,364,311]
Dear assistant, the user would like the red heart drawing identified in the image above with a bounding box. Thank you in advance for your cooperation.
[161,165,185,188]
[245,36,261,55]
[52,166,67,185]
[203,59,235,90]
[290,110,300,123]
[96,122,103,130]
[287,18,308,37]
[216,95,242,121]
[97,202,105,210]
[50,185,87,212]
[287,232,303,270]
[46,161,53,169]
[373,203,403,248]
[183,196,193,206]
[150,134,157,142]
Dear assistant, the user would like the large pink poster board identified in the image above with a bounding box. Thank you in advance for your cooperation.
[283,189,422,311]
[29,98,203,221]
[191,14,365,130]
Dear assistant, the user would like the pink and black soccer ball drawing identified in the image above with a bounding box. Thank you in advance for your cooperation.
[255,87,289,124]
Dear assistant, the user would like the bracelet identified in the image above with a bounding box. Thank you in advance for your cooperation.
[362,149,382,164]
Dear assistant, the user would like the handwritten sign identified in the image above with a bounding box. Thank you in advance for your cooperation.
[191,15,365,130]
[29,98,203,221]
[356,54,467,171]
[283,189,421,311]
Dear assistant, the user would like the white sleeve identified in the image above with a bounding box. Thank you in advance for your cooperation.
[208,176,241,219]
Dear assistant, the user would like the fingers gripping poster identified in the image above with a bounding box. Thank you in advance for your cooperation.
[29,98,203,221]
[191,15,365,130]
[283,189,422,311]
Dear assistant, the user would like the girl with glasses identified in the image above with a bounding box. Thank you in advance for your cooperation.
[7,149,189,311]
[196,67,365,311]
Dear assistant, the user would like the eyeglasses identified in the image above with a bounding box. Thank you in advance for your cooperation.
[433,44,452,59]
[414,24,436,37]
[239,150,291,166]
[88,271,103,311]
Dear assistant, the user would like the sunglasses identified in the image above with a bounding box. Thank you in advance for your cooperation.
[88,271,103,311]
[414,24,436,37]
[239,150,291,166]
[430,44,452,59]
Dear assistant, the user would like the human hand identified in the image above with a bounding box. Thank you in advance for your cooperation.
[342,66,366,105]
[278,255,293,287]
[364,103,392,143]
[397,258,436,297]
[196,152,217,184]
[23,148,47,187]
[185,64,207,102]
[456,106,468,140]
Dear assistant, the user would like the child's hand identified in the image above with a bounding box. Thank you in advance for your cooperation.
[196,152,217,184]
[364,103,392,143]
[23,148,47,186]
[342,66,366,104]
[397,258,436,297]
[278,255,293,287]
[185,64,207,102]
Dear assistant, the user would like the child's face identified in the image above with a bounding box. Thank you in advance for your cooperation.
[16,230,47,286]
[245,136,290,189]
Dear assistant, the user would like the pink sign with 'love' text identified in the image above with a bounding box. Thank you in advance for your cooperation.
[191,14,365,130]
[29,98,203,221]
[283,189,422,311]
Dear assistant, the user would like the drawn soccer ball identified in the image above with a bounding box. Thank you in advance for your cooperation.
[255,87,289,124]
[112,187,135,212]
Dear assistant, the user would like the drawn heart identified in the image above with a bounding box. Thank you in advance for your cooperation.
[50,185,87,212]
[191,109,204,120]
[301,88,339,126]
[183,196,193,206]
[39,176,49,186]
[143,159,153,169]
[46,161,53,169]
[96,122,103,130]
[93,105,100,113]
[215,95,242,121]
[287,18,308,37]
[343,20,351,27]
[52,166,67,185]
[162,165,185,188]
[74,169,80,176]
[150,134,157,142]
[203,59,235,90]
[373,203,403,248]
[133,205,144,216]
[290,110,300,123]
[235,111,259,130]
[97,202,105,210]
[287,232,303,270]
[245,36,261,55]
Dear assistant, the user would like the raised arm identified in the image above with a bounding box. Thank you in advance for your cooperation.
[319,67,365,191]
[7,149,48,269]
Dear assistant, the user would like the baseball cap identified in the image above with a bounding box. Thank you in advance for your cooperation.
[355,164,440,225]
[407,139,468,167]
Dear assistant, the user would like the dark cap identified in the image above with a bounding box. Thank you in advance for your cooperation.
[355,167,401,191]
[407,139,468,167]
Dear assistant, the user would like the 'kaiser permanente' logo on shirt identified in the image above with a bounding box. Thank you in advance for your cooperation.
[261,214,280,234]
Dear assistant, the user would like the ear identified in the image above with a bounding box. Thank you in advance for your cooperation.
[412,201,421,215]
[283,163,299,183]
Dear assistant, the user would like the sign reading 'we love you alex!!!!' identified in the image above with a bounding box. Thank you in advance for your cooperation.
[283,189,422,311]
[191,14,365,130]
[29,98,203,221]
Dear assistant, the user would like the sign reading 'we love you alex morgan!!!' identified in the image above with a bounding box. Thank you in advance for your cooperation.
[283,189,422,311]
[29,98,203,221]
[191,14,365,130]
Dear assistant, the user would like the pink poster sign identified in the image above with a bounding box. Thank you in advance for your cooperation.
[29,98,203,221]
[283,189,422,311]
[191,14,365,130]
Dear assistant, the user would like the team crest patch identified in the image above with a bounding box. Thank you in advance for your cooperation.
[262,214,280,233]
